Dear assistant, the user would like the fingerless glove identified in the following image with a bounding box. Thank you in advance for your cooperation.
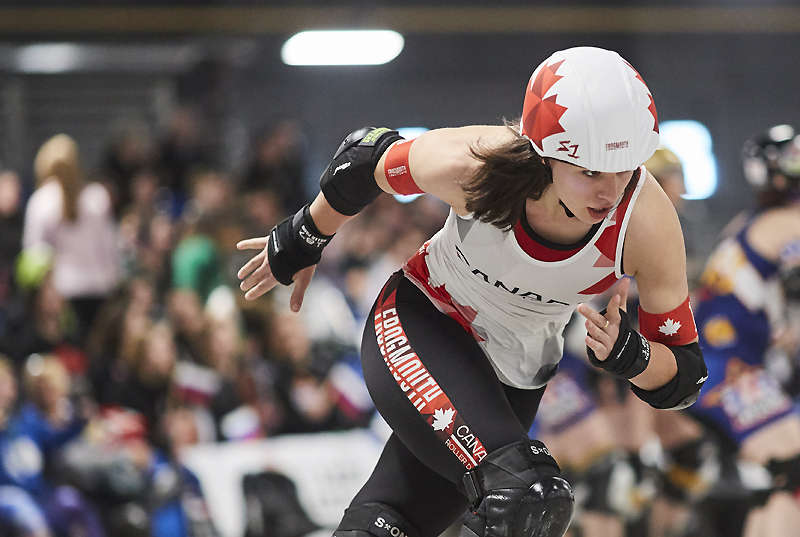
[267,204,334,286]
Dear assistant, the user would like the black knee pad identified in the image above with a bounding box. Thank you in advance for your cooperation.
[768,453,800,493]
[334,502,422,537]
[581,451,626,515]
[459,440,574,537]
[581,451,660,521]
[662,437,719,502]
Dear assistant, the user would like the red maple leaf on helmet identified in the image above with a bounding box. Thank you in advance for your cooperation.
[624,60,659,134]
[646,94,659,134]
[522,59,568,151]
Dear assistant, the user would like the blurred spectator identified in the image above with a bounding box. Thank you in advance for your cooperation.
[234,307,287,439]
[242,119,309,216]
[172,169,239,306]
[338,256,372,326]
[100,319,176,440]
[320,195,402,275]
[148,406,219,537]
[100,121,157,219]
[85,275,159,408]
[56,404,152,536]
[357,223,430,322]
[55,406,219,536]
[185,168,237,219]
[127,167,163,220]
[157,105,215,215]
[259,310,321,436]
[167,289,208,367]
[116,166,176,296]
[1,354,104,537]
[263,310,373,435]
[119,208,176,299]
[171,308,244,442]
[169,169,246,368]
[23,134,122,346]
[0,356,17,424]
[242,190,284,241]
[328,195,445,324]
[0,248,87,377]
[0,354,53,537]
[0,170,25,308]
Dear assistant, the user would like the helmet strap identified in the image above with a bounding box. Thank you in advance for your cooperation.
[559,200,576,218]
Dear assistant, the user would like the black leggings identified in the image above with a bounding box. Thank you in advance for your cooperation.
[353,273,546,537]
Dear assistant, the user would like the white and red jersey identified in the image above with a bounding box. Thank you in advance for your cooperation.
[403,167,646,389]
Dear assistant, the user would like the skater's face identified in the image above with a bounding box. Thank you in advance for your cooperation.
[549,159,634,223]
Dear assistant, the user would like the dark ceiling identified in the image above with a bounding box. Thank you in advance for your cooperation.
[1,3,800,39]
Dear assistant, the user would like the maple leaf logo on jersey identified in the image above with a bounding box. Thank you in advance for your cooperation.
[432,407,455,432]
[521,60,568,151]
[659,319,681,336]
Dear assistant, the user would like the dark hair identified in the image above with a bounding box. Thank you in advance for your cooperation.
[464,122,552,231]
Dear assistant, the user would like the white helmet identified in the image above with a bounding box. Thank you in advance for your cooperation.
[520,47,660,173]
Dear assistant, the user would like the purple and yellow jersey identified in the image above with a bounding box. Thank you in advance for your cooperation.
[534,351,597,437]
[692,223,795,443]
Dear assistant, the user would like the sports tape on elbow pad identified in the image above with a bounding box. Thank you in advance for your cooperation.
[586,309,651,379]
[320,127,404,216]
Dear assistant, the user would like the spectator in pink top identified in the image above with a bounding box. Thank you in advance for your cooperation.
[23,135,122,345]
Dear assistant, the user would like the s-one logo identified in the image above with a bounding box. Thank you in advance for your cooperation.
[557,140,579,159]
[530,444,552,457]
[375,517,410,537]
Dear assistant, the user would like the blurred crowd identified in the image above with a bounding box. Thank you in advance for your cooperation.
[3,103,800,537]
[0,107,448,537]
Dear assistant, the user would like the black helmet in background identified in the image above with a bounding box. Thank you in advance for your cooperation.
[743,124,800,193]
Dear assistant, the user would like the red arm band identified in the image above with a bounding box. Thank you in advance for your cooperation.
[638,295,698,346]
[384,139,424,195]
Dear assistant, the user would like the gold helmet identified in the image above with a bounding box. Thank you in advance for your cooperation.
[645,146,686,207]
[645,146,683,181]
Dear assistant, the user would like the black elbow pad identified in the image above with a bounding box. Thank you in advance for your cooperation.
[630,342,707,410]
[320,127,403,216]
[780,265,800,302]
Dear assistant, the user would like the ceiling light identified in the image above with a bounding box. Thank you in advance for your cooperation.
[282,30,404,66]
[16,43,82,74]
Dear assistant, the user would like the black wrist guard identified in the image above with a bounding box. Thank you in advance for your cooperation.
[267,203,333,286]
[587,309,651,379]
[320,127,404,216]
